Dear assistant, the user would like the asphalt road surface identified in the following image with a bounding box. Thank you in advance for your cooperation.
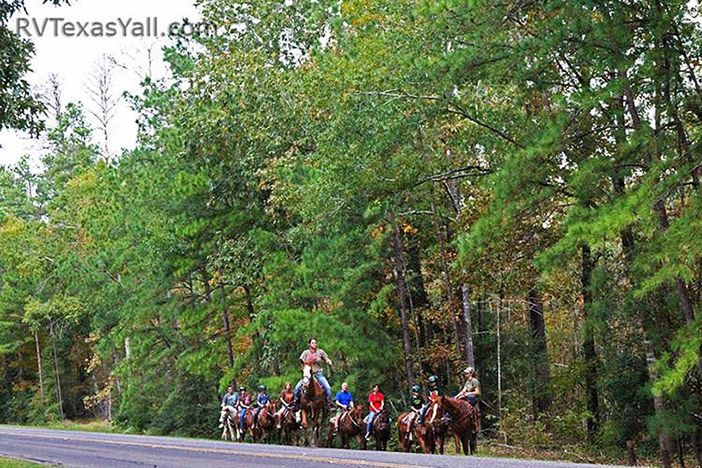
[0,426,619,468]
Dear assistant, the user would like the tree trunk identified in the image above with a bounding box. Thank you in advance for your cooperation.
[50,325,65,421]
[390,212,416,386]
[219,283,235,369]
[528,286,551,415]
[580,244,599,439]
[442,177,476,366]
[34,331,44,404]
[645,340,673,468]
[460,285,475,368]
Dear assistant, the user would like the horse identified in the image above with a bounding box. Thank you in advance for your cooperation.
[397,411,433,453]
[220,406,238,442]
[368,409,391,451]
[257,400,278,443]
[244,400,278,443]
[299,377,327,447]
[432,395,478,455]
[326,405,365,449]
[276,404,299,446]
[427,397,461,454]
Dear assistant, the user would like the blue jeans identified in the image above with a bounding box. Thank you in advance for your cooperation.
[239,407,247,429]
[418,403,430,423]
[294,371,332,400]
[365,411,378,434]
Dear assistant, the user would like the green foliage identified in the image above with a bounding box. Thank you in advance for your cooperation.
[0,0,701,464]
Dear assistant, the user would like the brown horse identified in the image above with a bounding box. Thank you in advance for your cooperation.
[299,378,327,447]
[326,405,365,449]
[275,404,299,445]
[432,395,478,455]
[427,397,461,454]
[368,409,391,451]
[397,411,432,453]
[244,400,278,443]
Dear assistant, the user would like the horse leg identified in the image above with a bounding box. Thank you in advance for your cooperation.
[326,425,334,448]
[470,431,477,454]
[453,431,461,454]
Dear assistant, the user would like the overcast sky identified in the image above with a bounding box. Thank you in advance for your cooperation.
[0,0,200,167]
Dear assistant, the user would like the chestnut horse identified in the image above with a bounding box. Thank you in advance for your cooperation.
[326,405,365,449]
[276,405,299,446]
[397,411,432,453]
[245,400,278,443]
[368,409,391,451]
[427,397,461,454]
[300,378,327,447]
[432,395,478,455]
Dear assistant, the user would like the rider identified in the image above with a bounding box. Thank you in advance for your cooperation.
[407,384,424,429]
[293,338,333,409]
[331,382,354,435]
[364,384,384,440]
[417,375,440,425]
[276,381,295,422]
[455,366,482,431]
[218,385,239,428]
[237,386,252,431]
[455,367,481,405]
[252,384,270,429]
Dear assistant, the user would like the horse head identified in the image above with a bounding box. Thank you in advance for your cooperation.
[375,409,391,433]
[428,395,444,425]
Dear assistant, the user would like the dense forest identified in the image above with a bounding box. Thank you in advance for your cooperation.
[1,0,702,465]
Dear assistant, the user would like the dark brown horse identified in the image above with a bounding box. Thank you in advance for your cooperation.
[432,396,478,455]
[245,400,278,443]
[427,397,461,454]
[368,409,391,451]
[299,378,327,447]
[326,405,365,449]
[397,411,433,453]
[275,404,299,445]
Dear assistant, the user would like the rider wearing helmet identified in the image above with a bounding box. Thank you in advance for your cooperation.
[237,386,252,431]
[410,385,424,412]
[407,384,425,430]
[252,384,270,429]
[417,375,440,425]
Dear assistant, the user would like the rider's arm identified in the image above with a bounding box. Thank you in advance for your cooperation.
[321,349,332,366]
[470,384,481,397]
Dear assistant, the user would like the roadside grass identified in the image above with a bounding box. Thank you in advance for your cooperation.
[0,456,49,467]
[39,419,118,434]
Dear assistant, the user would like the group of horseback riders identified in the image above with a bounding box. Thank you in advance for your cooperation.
[218,337,482,447]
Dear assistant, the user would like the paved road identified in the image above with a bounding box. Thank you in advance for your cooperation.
[0,426,618,467]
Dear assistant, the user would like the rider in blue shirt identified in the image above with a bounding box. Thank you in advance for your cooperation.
[252,385,270,429]
[331,382,354,434]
